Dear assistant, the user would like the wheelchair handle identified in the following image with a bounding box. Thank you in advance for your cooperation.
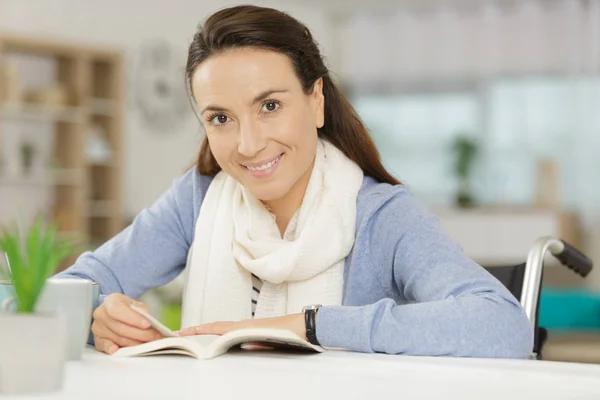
[554,239,593,277]
[520,236,594,333]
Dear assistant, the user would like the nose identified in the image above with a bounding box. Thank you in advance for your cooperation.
[237,119,267,158]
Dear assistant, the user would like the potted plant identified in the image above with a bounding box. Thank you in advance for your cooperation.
[451,134,479,208]
[0,217,77,394]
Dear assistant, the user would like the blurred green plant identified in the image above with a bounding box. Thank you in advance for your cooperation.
[451,134,479,208]
[0,217,78,313]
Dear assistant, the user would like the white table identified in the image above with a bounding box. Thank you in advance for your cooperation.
[6,346,600,400]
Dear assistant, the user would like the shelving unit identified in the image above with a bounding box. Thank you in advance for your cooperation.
[0,168,83,186]
[0,35,124,255]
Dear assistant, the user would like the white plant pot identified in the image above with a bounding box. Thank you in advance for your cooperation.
[0,312,67,394]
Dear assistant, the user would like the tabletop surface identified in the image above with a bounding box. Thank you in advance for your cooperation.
[5,346,600,400]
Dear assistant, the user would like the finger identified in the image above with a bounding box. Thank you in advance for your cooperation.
[179,322,237,336]
[95,337,119,355]
[92,301,108,321]
[105,317,163,343]
[178,326,200,336]
[93,321,147,348]
[92,308,159,345]
[180,324,219,336]
[131,300,149,311]
[241,343,274,351]
[105,301,151,329]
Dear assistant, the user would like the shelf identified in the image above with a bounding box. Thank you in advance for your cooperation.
[87,98,118,117]
[87,200,117,218]
[0,169,83,187]
[57,230,86,241]
[0,103,84,123]
[1,35,123,248]
[87,158,116,168]
[0,176,47,187]
[52,169,84,185]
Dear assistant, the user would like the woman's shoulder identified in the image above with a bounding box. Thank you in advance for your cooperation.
[357,175,416,213]
[167,167,215,224]
[171,167,215,205]
[177,167,214,192]
[356,176,437,232]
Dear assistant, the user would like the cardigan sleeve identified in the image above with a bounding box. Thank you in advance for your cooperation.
[55,168,209,301]
[315,189,534,359]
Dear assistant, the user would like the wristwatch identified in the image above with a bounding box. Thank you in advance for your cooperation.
[302,304,322,346]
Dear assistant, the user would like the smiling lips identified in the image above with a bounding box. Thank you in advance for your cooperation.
[242,153,283,178]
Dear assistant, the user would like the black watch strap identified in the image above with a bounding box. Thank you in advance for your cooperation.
[304,308,320,346]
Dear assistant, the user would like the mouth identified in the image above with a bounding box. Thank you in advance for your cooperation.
[242,153,284,178]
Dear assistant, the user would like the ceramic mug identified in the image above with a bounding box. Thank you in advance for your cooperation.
[0,279,15,312]
[2,279,99,361]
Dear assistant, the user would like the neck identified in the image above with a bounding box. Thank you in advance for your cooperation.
[264,162,314,236]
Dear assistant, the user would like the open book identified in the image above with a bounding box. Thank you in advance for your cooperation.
[112,327,325,360]
[112,306,324,360]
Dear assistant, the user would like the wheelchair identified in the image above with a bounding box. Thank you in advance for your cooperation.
[484,236,594,360]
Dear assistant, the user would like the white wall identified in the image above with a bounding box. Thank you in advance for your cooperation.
[0,0,331,217]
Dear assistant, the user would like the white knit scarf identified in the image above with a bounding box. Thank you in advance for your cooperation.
[180,139,364,328]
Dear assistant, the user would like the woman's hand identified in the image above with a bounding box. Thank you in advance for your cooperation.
[178,313,307,340]
[92,293,163,355]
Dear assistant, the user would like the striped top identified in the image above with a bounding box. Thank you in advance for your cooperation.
[250,209,300,318]
[251,274,262,317]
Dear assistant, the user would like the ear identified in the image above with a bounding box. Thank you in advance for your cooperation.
[311,78,325,129]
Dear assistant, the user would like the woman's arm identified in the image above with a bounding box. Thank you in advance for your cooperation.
[55,168,211,301]
[316,190,534,359]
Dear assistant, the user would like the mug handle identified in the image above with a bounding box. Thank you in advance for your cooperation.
[2,297,15,311]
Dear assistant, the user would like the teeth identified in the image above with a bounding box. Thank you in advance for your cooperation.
[247,156,279,171]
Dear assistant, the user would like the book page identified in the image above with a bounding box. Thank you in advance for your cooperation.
[186,334,220,349]
[112,336,208,359]
[206,328,324,359]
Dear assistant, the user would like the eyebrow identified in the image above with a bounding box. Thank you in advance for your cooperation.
[200,89,289,115]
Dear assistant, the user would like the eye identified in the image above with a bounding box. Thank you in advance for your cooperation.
[261,101,280,113]
[208,114,230,126]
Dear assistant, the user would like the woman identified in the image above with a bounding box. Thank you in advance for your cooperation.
[57,5,533,358]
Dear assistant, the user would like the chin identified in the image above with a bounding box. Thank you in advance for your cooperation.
[245,180,291,202]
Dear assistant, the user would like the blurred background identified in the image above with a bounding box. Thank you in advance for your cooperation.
[1,0,599,363]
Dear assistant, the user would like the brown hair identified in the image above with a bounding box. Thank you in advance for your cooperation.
[185,5,400,185]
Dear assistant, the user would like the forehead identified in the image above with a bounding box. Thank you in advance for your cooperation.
[191,48,300,106]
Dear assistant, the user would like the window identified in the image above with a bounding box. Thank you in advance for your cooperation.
[352,91,480,205]
[484,77,600,209]
[351,76,600,212]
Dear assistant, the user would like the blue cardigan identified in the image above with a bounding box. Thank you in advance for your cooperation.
[57,168,533,358]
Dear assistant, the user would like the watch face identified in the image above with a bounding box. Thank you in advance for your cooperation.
[303,304,322,312]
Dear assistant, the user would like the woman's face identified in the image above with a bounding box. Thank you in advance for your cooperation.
[191,47,324,202]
